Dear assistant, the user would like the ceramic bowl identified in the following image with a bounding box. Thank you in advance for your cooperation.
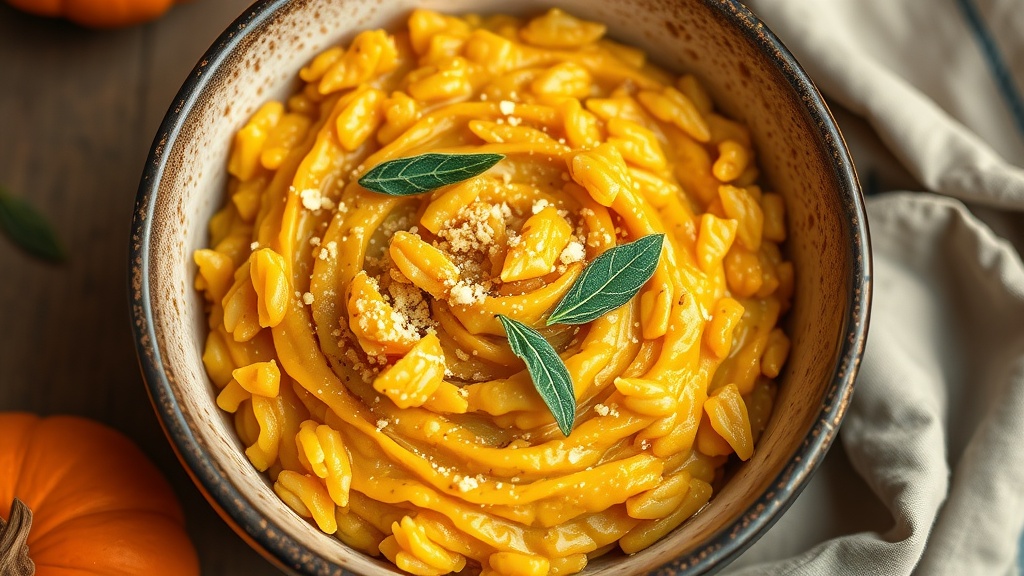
[130,0,870,574]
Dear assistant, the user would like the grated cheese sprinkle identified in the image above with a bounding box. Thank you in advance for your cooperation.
[559,240,586,265]
[454,475,480,492]
[449,281,486,306]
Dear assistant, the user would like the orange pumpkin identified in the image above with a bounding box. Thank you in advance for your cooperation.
[5,0,181,28]
[0,413,200,575]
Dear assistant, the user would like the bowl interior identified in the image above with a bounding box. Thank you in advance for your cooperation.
[133,0,867,574]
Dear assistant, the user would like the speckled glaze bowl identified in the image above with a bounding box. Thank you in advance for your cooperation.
[129,0,870,574]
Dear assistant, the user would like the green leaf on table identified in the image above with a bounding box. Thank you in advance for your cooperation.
[0,187,65,263]
[497,314,576,436]
[358,153,504,196]
[547,234,664,325]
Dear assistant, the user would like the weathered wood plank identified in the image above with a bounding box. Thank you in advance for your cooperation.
[0,2,279,573]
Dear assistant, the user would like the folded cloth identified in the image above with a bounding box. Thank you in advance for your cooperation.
[718,1,1024,574]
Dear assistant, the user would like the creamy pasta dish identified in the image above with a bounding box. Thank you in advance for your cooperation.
[194,8,792,575]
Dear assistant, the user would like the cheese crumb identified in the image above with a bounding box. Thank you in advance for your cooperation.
[559,240,586,265]
[454,475,480,492]
[376,419,389,431]
[594,403,610,417]
[250,241,259,250]
[449,281,486,306]
[531,198,551,215]
[498,100,516,115]
[302,292,315,305]
[388,282,434,333]
[318,241,339,261]
[438,202,507,254]
[299,188,336,211]
[300,188,322,210]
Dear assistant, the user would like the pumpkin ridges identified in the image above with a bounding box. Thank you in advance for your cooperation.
[29,510,199,575]
[0,414,198,575]
[29,569,98,576]
[0,414,42,519]
[16,416,185,543]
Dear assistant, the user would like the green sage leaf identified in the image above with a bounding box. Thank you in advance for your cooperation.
[497,314,576,436]
[358,153,504,196]
[547,234,664,325]
[0,187,65,263]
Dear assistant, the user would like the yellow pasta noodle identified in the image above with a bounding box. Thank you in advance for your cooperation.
[195,8,793,576]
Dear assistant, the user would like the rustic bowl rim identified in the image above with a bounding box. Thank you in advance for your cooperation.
[129,0,871,574]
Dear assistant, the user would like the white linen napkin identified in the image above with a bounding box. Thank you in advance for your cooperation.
[720,0,1024,574]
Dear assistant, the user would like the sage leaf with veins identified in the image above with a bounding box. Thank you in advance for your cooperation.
[358,153,504,196]
[547,234,664,325]
[497,314,576,436]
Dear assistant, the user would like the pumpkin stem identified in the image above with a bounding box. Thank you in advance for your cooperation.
[0,499,35,576]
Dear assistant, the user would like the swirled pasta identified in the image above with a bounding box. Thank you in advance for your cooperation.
[195,8,793,575]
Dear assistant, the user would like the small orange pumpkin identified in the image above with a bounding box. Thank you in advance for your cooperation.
[0,413,199,576]
[5,0,181,28]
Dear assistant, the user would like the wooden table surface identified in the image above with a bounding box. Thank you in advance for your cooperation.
[0,1,279,573]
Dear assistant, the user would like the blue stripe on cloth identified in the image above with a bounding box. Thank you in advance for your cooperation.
[954,0,1024,138]
[1020,528,1024,574]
